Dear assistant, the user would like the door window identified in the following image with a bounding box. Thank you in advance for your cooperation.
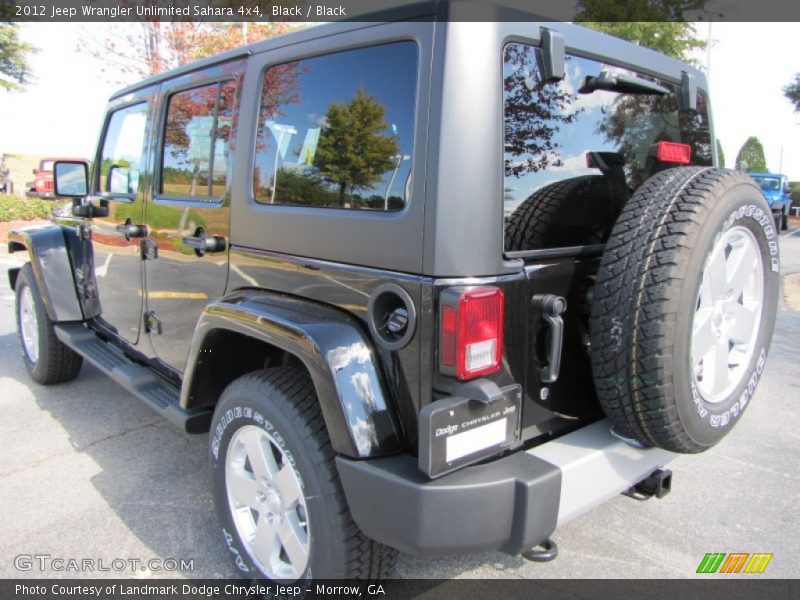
[98,103,148,196]
[161,80,236,200]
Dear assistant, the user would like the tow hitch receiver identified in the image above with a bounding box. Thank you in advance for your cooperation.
[624,468,672,501]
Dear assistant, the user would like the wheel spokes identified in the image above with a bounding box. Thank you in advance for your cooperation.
[242,430,279,480]
[706,244,728,298]
[727,303,757,344]
[692,307,715,366]
[251,514,281,567]
[227,469,260,509]
[707,339,730,396]
[271,465,302,509]
[727,240,758,297]
[279,513,309,570]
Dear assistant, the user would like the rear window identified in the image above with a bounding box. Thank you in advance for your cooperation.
[503,43,712,253]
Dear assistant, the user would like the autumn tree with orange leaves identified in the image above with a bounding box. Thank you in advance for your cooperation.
[78,21,297,83]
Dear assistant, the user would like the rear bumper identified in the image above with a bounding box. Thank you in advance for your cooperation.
[336,419,674,557]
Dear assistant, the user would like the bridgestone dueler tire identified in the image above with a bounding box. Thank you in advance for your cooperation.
[505,175,616,251]
[15,263,83,384]
[209,368,397,581]
[589,168,779,453]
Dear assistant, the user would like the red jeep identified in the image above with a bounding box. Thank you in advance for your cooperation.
[28,157,89,199]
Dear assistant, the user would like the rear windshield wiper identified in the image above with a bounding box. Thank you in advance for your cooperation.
[579,71,669,96]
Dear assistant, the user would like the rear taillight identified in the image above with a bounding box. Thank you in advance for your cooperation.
[439,286,504,381]
[655,141,691,164]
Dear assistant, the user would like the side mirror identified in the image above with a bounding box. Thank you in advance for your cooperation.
[106,164,136,194]
[54,161,88,197]
[32,168,38,175]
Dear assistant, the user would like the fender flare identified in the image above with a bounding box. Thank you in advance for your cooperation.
[8,225,84,322]
[182,290,404,458]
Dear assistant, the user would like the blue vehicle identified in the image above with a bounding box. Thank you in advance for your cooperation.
[749,172,791,232]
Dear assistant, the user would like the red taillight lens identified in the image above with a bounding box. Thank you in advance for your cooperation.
[656,141,692,164]
[439,286,504,381]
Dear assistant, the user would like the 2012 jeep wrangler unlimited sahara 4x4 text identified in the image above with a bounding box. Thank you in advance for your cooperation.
[8,4,779,581]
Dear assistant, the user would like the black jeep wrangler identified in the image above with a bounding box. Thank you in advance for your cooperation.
[9,4,779,581]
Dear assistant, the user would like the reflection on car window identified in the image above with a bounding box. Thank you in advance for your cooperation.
[99,102,148,195]
[503,43,712,252]
[253,42,417,210]
[161,80,236,199]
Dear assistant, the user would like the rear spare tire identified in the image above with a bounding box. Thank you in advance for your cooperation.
[589,168,779,453]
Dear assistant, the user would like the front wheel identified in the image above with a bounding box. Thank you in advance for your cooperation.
[781,211,789,231]
[15,263,83,384]
[209,368,397,581]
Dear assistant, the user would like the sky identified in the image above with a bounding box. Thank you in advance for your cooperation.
[1,22,799,180]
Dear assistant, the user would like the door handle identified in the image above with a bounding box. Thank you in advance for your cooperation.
[115,218,147,241]
[534,294,567,384]
[182,228,227,257]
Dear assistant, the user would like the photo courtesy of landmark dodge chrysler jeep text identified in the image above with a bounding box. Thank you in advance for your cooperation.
[8,2,779,581]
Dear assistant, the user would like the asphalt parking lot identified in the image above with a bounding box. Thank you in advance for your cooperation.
[0,231,799,580]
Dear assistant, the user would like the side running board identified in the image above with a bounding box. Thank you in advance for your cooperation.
[54,323,212,433]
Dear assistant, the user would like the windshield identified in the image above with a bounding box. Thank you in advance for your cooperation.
[755,177,781,191]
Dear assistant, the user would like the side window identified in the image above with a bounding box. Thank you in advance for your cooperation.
[503,43,711,252]
[253,42,418,210]
[161,80,236,200]
[98,103,148,196]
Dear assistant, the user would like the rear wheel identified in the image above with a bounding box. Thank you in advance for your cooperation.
[15,263,83,384]
[210,368,397,581]
[589,168,779,452]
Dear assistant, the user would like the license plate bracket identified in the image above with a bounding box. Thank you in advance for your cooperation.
[419,384,521,478]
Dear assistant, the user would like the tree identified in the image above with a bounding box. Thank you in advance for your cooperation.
[784,74,800,113]
[735,137,768,173]
[314,89,399,207]
[577,1,707,62]
[0,23,37,91]
[503,44,582,177]
[77,21,297,83]
[716,139,725,168]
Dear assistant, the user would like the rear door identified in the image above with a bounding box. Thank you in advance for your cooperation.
[143,62,243,373]
[501,43,713,436]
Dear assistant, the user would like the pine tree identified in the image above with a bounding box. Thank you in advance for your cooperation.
[314,89,399,207]
[735,137,768,173]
